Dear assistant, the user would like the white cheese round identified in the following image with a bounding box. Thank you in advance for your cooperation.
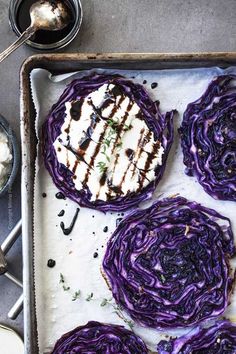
[54,83,164,201]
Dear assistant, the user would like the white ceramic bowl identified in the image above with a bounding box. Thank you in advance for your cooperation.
[0,115,20,197]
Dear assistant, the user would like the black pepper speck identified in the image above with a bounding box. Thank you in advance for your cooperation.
[143,80,147,84]
[93,252,98,258]
[151,82,158,89]
[42,193,47,198]
[103,226,108,233]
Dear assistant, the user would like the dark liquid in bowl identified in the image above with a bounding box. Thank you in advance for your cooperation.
[16,0,75,45]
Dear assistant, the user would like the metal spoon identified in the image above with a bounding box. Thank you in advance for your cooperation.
[0,0,71,63]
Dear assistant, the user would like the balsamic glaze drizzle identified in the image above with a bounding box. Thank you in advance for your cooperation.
[60,208,80,236]
[60,82,161,199]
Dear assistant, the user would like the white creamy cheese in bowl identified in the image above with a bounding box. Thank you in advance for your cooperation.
[0,115,19,197]
[0,129,12,189]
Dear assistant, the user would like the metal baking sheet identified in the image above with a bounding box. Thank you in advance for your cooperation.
[20,52,236,354]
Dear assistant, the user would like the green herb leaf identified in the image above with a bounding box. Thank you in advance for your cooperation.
[160,274,166,283]
[125,319,135,329]
[104,139,111,147]
[63,285,70,291]
[86,292,94,302]
[72,290,81,301]
[107,118,119,129]
[100,298,108,307]
[96,162,107,173]
[59,273,65,284]
[117,141,123,149]
[116,304,123,311]
[100,297,113,307]
[123,124,131,131]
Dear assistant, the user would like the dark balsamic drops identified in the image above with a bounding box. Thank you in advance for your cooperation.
[110,85,123,97]
[58,209,65,217]
[151,82,158,89]
[42,193,47,198]
[143,80,147,84]
[47,259,56,268]
[100,172,107,187]
[60,208,80,236]
[116,218,123,227]
[70,99,84,120]
[125,148,134,160]
[103,226,108,233]
[55,192,66,200]
[93,252,98,258]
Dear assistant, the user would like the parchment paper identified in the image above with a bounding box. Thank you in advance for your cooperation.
[31,66,236,353]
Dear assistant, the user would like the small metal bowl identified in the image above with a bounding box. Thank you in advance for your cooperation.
[0,115,20,197]
[9,0,82,51]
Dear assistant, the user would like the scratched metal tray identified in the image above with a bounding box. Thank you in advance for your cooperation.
[20,52,236,354]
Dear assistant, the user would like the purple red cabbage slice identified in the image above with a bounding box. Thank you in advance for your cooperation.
[179,74,236,201]
[157,320,236,354]
[42,73,175,212]
[103,196,235,329]
[51,321,148,354]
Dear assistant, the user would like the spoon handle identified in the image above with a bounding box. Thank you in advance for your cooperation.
[0,26,36,63]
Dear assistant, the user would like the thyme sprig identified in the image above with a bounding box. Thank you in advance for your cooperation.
[100,298,135,330]
[97,117,127,168]
[59,273,81,300]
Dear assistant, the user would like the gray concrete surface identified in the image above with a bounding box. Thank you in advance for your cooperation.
[0,0,235,343]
